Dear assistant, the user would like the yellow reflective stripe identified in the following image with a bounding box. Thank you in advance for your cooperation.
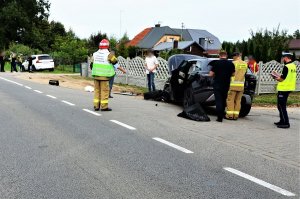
[233,111,240,115]
[226,111,234,114]
[101,100,108,104]
[230,83,244,87]
[94,99,100,103]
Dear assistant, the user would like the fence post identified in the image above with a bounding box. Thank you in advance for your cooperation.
[256,61,264,95]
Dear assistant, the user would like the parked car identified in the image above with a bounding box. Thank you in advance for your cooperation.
[163,54,257,117]
[22,54,54,71]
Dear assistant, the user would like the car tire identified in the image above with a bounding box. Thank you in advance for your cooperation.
[239,96,252,117]
[183,86,195,109]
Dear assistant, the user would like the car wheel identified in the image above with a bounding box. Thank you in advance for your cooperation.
[239,96,252,117]
[183,86,195,109]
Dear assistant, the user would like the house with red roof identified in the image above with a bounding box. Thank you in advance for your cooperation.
[127,24,222,56]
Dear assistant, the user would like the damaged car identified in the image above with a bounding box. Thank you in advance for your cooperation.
[163,54,257,119]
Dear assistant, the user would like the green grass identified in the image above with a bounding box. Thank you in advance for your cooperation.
[253,92,300,106]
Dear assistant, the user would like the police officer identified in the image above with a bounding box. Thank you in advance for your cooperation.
[209,51,235,122]
[91,39,115,111]
[273,52,297,129]
[226,52,248,120]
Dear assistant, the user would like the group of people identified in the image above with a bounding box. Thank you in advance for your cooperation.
[0,51,33,73]
[209,51,296,129]
[90,39,296,129]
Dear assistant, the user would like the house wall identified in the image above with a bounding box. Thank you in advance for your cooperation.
[183,44,204,56]
[155,35,181,47]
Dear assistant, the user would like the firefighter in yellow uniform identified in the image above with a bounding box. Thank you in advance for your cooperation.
[226,52,248,120]
[91,39,116,111]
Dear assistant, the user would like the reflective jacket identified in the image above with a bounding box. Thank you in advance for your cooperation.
[277,63,297,91]
[92,49,115,77]
[230,60,248,91]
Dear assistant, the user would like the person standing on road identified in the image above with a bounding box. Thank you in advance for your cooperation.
[225,52,248,120]
[108,51,126,98]
[145,49,159,92]
[272,52,297,129]
[209,51,235,122]
[0,51,5,72]
[10,53,18,72]
[91,39,115,111]
[27,56,33,72]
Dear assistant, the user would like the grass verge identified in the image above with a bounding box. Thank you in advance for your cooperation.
[253,92,300,107]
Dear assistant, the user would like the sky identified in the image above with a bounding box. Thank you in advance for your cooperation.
[49,0,300,42]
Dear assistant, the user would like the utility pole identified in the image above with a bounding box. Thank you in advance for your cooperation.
[120,10,123,38]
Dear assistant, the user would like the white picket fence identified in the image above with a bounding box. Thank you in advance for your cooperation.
[83,57,300,94]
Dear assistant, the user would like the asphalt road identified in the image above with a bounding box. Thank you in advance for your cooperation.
[0,73,299,199]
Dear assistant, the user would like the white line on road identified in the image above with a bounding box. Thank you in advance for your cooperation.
[83,109,101,116]
[152,137,194,154]
[34,90,43,94]
[110,120,136,130]
[0,77,23,86]
[61,100,75,106]
[46,95,57,99]
[224,167,296,197]
[24,86,32,90]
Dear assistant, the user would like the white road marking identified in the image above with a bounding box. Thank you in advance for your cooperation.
[61,100,75,106]
[83,109,101,116]
[34,90,43,94]
[25,86,32,90]
[152,137,194,154]
[0,77,23,86]
[46,95,57,99]
[224,167,296,197]
[110,120,136,130]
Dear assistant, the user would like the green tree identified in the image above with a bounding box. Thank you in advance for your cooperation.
[52,32,88,66]
[0,0,50,49]
[293,30,300,39]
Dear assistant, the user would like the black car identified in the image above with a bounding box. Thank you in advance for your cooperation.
[163,54,257,117]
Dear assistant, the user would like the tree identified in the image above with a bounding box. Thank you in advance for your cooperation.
[0,0,51,49]
[87,31,108,53]
[117,33,130,58]
[51,32,88,66]
[293,30,300,39]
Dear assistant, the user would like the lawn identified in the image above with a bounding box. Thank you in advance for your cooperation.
[253,92,300,106]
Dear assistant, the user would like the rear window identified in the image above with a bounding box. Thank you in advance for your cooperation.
[38,55,52,60]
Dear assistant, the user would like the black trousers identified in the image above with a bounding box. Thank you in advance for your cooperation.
[0,61,4,72]
[214,87,229,119]
[277,91,290,125]
[11,62,18,72]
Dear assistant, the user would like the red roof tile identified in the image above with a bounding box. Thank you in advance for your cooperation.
[127,28,152,47]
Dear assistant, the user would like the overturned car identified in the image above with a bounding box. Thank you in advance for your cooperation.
[162,54,257,119]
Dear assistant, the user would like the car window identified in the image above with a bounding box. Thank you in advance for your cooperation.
[38,55,52,60]
[32,56,36,60]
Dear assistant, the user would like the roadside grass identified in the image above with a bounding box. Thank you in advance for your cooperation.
[253,92,300,106]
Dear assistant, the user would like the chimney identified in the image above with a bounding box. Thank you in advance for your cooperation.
[155,24,161,27]
[199,38,205,47]
[173,40,179,49]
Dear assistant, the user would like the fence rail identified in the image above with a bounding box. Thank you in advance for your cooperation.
[82,57,300,94]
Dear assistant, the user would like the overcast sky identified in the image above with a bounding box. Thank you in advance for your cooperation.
[49,0,300,42]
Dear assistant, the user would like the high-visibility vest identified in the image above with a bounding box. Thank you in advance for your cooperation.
[277,63,297,91]
[92,49,115,77]
[230,60,248,91]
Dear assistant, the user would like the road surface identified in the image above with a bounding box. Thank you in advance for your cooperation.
[0,73,299,199]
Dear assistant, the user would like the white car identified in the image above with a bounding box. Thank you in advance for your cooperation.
[22,54,55,71]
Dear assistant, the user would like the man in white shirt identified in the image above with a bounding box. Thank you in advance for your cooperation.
[145,49,159,92]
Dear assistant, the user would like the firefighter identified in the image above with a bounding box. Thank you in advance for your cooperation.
[225,52,248,120]
[91,39,115,111]
[273,52,297,129]
[248,55,259,75]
